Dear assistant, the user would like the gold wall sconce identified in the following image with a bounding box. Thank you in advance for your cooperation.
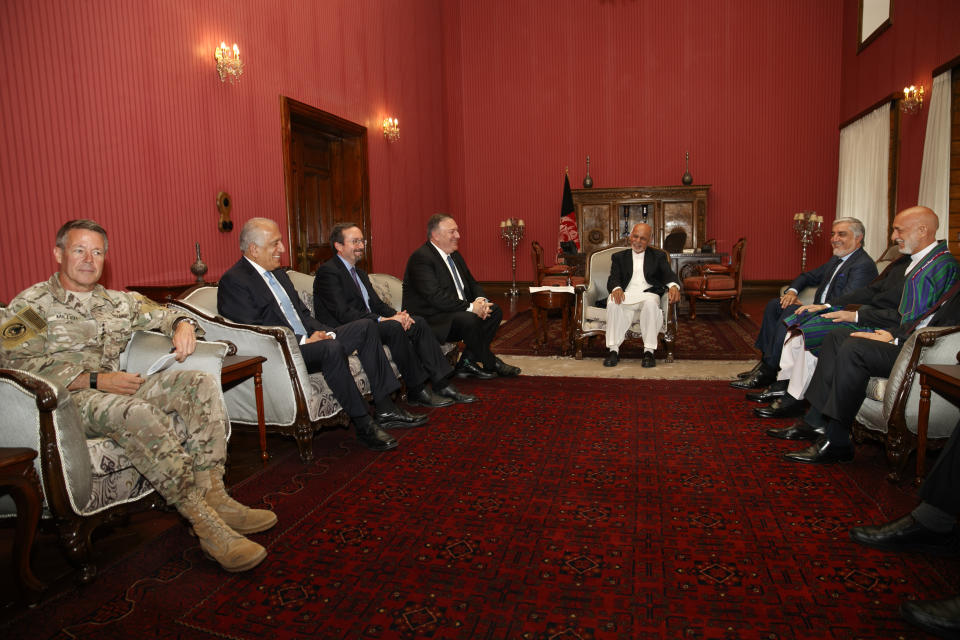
[382,117,399,142]
[215,42,244,83]
[900,85,924,115]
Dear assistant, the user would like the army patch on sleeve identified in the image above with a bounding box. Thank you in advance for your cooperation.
[1,306,46,350]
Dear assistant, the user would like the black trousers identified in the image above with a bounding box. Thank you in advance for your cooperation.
[755,298,800,370]
[920,418,960,515]
[805,326,901,434]
[446,304,503,369]
[377,314,453,389]
[299,318,400,418]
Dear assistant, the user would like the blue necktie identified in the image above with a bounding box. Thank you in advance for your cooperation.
[447,255,466,299]
[264,271,308,336]
[350,267,370,311]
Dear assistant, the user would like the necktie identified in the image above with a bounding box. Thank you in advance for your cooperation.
[818,257,843,304]
[447,255,466,299]
[350,267,370,310]
[264,271,308,336]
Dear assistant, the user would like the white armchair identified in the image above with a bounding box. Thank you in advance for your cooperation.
[573,243,678,361]
[853,325,960,483]
[0,331,229,583]
[173,282,393,462]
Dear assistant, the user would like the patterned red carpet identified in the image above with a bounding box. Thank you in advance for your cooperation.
[6,378,958,639]
[491,310,761,359]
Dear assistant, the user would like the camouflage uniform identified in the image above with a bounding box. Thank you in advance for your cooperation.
[0,273,227,505]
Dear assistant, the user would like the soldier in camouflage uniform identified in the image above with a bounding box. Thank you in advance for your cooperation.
[0,219,275,572]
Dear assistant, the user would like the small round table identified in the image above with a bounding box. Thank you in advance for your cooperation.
[530,290,575,355]
[0,447,46,599]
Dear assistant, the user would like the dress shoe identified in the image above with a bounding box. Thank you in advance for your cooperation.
[737,362,763,379]
[494,357,521,377]
[641,351,656,368]
[435,383,477,404]
[746,380,788,403]
[730,367,777,390]
[455,357,496,380]
[753,395,807,419]
[849,514,958,553]
[782,436,854,464]
[355,422,398,451]
[901,595,960,638]
[407,387,454,408]
[375,406,429,429]
[603,350,620,367]
[766,419,825,441]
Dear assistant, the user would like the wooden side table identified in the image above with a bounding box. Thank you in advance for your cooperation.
[530,290,575,355]
[221,355,269,463]
[0,447,46,599]
[916,363,960,484]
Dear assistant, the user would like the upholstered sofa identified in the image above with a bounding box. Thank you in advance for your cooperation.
[172,272,408,462]
[853,325,960,483]
[0,331,229,583]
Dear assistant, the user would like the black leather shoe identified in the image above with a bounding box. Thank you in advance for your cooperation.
[435,383,477,404]
[494,357,521,377]
[901,595,960,638]
[850,514,958,553]
[737,362,762,379]
[754,395,807,419]
[746,380,788,403]
[766,419,825,441]
[782,436,854,464]
[641,352,656,368]
[455,357,496,380]
[603,350,619,367]
[375,406,429,429]
[407,387,454,408]
[730,365,776,390]
[355,423,398,451]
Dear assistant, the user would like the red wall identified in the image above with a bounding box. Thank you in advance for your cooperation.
[0,0,448,302]
[840,0,960,218]
[441,0,844,282]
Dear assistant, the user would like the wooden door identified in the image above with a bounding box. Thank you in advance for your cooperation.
[281,98,371,275]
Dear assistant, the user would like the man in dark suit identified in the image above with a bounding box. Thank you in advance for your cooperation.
[603,223,680,368]
[733,217,877,391]
[849,418,960,636]
[402,214,521,379]
[768,286,960,463]
[217,218,426,452]
[313,222,476,407]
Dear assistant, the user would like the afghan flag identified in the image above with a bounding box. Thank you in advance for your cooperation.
[559,173,580,250]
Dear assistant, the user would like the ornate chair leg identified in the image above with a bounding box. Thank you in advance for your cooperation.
[687,296,697,320]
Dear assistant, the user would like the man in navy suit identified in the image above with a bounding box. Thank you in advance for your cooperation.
[402,214,521,379]
[313,222,476,407]
[603,223,680,368]
[733,217,877,392]
[217,218,426,452]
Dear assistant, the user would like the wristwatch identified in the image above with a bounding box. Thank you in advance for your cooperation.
[89,372,98,389]
[173,316,199,331]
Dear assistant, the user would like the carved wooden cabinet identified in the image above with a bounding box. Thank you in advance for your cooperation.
[572,185,710,254]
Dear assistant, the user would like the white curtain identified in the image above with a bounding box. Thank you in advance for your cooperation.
[918,70,953,235]
[837,104,891,260]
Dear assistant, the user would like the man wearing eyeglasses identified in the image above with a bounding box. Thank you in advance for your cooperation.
[313,223,476,408]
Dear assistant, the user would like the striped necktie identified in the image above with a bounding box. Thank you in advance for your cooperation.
[264,271,308,336]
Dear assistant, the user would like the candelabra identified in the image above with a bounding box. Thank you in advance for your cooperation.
[792,211,823,272]
[499,218,525,297]
[215,42,243,83]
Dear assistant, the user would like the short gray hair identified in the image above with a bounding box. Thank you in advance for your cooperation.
[832,217,865,239]
[239,218,276,252]
[55,219,108,251]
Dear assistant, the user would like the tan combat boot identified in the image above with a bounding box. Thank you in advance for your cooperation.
[177,489,267,572]
[195,468,278,535]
